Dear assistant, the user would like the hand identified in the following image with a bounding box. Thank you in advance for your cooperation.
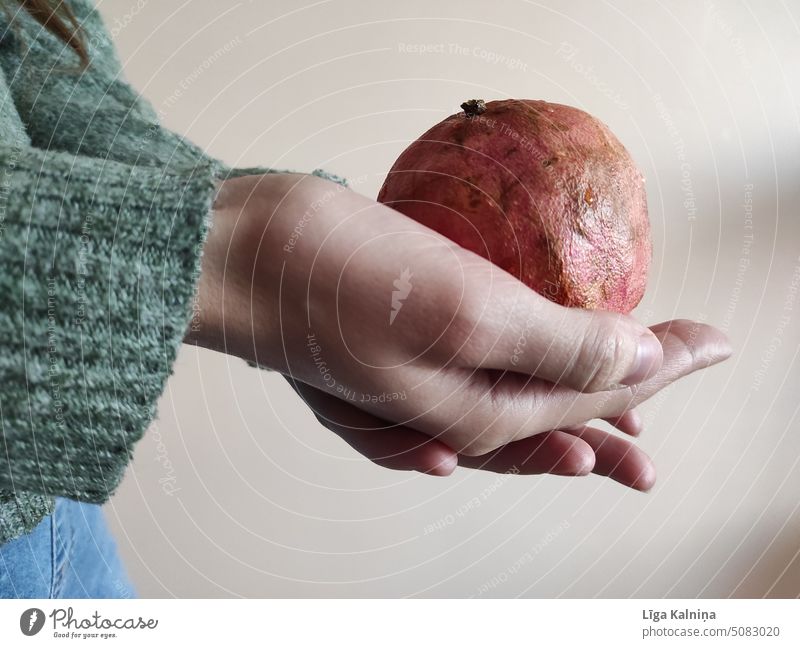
[189,173,731,485]
[289,319,730,491]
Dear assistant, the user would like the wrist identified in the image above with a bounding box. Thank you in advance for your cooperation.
[184,172,307,365]
[183,176,244,354]
[185,171,352,371]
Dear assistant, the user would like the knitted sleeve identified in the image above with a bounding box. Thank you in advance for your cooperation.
[0,1,344,503]
[0,143,216,500]
[0,0,347,186]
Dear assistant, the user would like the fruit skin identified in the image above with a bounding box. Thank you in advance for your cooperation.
[377,99,651,313]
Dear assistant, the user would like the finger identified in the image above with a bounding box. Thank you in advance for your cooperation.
[420,319,730,456]
[458,430,595,476]
[518,319,730,432]
[289,379,458,476]
[603,409,643,437]
[452,266,663,392]
[563,409,642,436]
[520,319,731,437]
[562,425,656,492]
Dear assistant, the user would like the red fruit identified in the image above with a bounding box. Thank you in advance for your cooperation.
[377,99,651,313]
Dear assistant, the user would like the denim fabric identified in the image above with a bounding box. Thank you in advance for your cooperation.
[0,498,136,598]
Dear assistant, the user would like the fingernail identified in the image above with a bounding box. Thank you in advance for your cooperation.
[621,334,663,386]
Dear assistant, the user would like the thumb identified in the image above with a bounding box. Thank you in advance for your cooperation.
[470,292,663,393]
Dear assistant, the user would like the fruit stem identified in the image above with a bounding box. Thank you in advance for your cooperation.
[461,99,486,117]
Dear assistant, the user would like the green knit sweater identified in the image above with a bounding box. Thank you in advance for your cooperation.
[0,0,343,544]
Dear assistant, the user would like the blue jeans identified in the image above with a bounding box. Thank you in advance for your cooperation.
[0,498,136,598]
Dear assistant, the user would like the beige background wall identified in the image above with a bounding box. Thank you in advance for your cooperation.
[97,0,800,597]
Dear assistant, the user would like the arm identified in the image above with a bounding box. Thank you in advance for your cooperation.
[190,172,731,490]
[0,1,342,502]
[2,2,730,494]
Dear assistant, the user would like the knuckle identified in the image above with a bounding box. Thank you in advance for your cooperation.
[438,411,505,458]
[450,390,524,457]
[438,289,493,364]
[458,436,500,457]
[575,320,633,391]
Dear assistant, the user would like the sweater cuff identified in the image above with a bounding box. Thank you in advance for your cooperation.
[215,163,348,189]
[0,147,216,501]
[0,490,54,542]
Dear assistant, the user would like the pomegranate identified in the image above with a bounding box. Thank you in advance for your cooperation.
[377,99,651,313]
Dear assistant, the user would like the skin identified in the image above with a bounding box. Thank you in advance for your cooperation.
[186,172,731,491]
